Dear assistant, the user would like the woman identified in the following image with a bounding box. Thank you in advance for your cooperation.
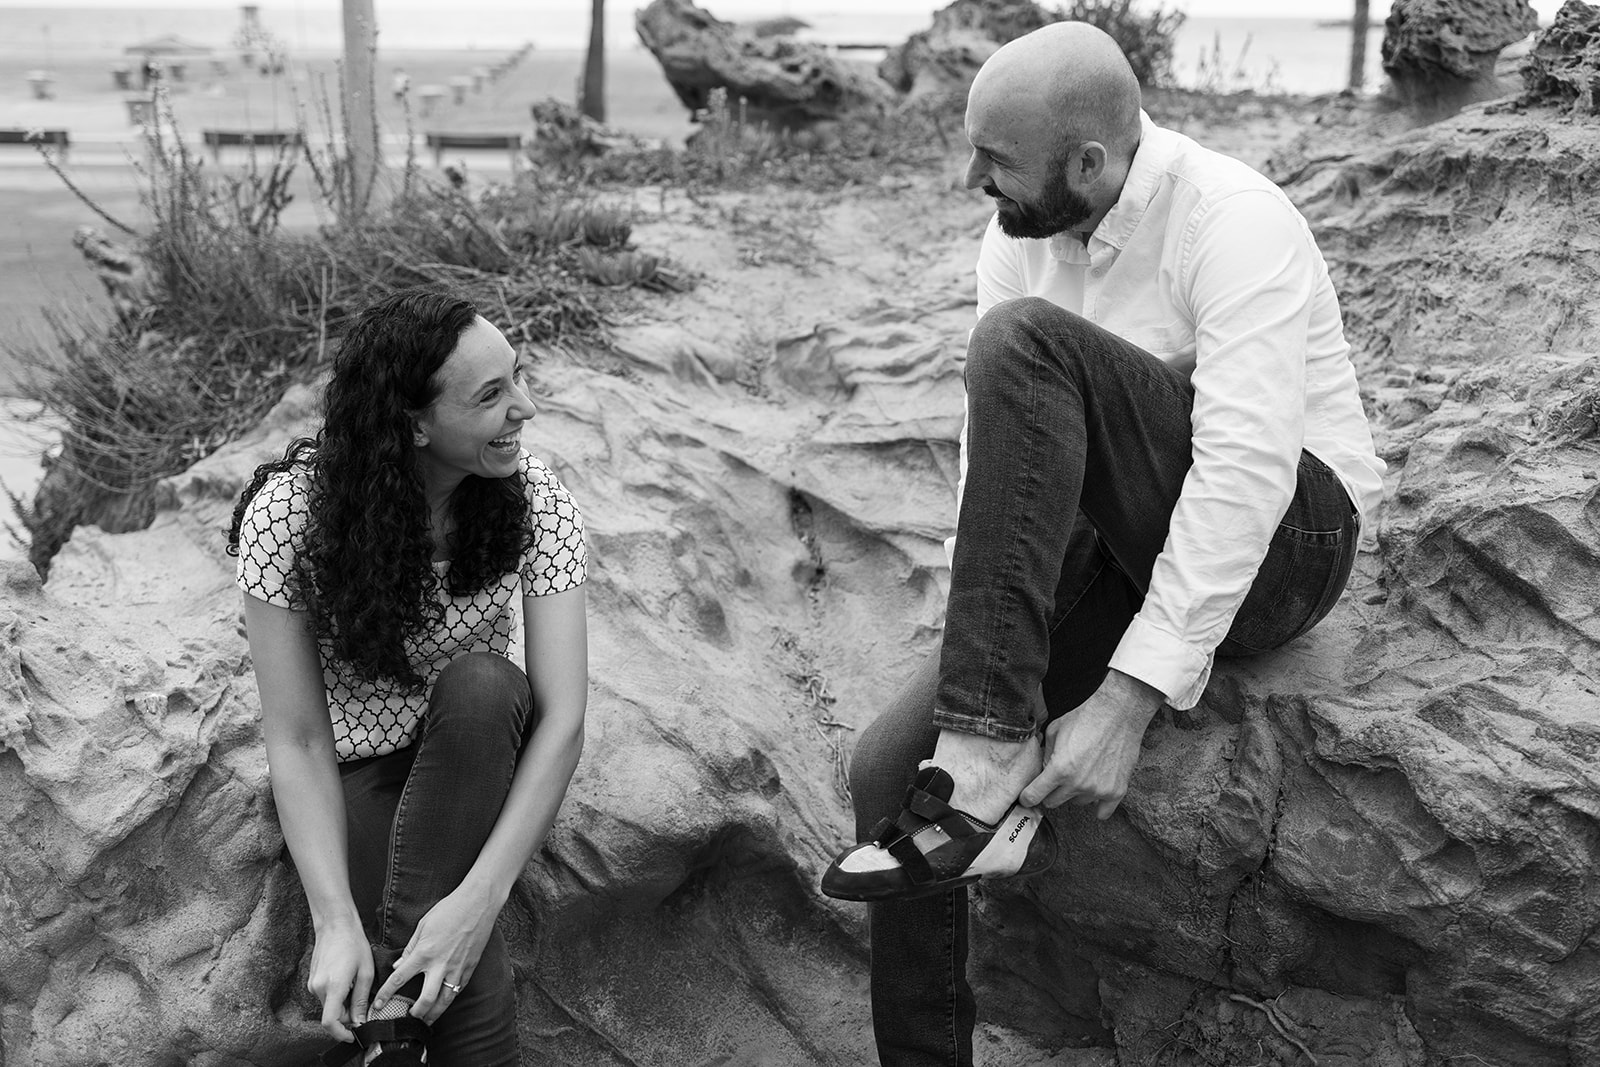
[227,288,588,1065]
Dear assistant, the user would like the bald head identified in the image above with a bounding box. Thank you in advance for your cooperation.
[970,22,1143,164]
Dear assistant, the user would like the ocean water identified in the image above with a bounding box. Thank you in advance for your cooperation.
[0,5,1483,96]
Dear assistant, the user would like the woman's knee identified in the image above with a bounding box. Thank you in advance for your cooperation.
[428,653,533,733]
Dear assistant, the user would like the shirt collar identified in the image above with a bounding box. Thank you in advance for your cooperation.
[1046,232,1090,263]
[1088,111,1174,253]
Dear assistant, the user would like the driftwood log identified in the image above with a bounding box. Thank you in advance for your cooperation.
[635,0,893,127]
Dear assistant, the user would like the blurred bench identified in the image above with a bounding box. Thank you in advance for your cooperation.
[0,128,69,157]
[424,132,523,172]
[201,129,303,162]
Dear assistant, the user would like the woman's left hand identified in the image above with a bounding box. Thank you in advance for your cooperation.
[369,880,501,1024]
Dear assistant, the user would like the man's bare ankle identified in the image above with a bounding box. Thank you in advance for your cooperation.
[931,729,1041,821]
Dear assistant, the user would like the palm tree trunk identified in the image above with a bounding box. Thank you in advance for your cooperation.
[341,0,380,219]
[1348,0,1371,92]
[581,0,606,123]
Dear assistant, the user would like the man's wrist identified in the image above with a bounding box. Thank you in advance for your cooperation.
[1104,668,1166,723]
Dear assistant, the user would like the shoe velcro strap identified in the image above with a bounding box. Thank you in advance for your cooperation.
[884,831,937,886]
[905,787,984,838]
[321,1016,430,1065]
[869,816,904,847]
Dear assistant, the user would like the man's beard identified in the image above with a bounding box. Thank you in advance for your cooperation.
[989,175,1093,240]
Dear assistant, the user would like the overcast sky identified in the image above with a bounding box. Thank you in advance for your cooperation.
[0,0,1565,19]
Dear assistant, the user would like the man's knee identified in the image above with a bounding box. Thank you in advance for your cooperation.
[973,296,1089,340]
[967,297,1092,380]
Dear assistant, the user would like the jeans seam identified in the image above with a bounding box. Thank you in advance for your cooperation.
[376,737,419,951]
[973,341,1050,735]
[1047,550,1112,636]
[944,890,958,1067]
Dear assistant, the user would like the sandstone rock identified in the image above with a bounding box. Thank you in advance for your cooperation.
[1382,0,1541,121]
[877,0,1056,102]
[635,0,894,128]
[0,559,318,1066]
[1521,0,1600,112]
[1265,108,1598,385]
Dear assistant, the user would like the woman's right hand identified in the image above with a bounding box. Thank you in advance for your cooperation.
[308,917,375,1043]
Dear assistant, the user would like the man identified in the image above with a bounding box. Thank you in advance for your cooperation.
[820,21,1385,1067]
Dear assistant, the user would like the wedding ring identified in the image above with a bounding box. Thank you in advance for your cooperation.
[442,980,462,993]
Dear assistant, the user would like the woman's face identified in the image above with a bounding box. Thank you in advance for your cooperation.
[411,316,536,493]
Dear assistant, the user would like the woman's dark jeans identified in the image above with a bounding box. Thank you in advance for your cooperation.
[850,298,1360,1066]
[339,651,536,1067]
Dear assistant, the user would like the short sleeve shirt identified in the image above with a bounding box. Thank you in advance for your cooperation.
[235,451,587,761]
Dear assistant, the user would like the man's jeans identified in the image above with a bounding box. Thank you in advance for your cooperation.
[340,652,535,1066]
[849,298,1360,1066]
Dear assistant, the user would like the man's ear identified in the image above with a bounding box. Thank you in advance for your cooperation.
[1075,141,1109,183]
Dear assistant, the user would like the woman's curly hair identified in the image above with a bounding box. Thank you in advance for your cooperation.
[227,287,536,688]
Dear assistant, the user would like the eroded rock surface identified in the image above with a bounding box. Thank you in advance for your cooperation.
[1521,0,1600,112]
[0,561,310,1066]
[1382,0,1541,120]
[635,0,894,127]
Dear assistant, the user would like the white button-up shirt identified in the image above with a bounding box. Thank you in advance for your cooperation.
[951,113,1385,710]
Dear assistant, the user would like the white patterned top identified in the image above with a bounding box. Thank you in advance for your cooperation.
[235,450,587,761]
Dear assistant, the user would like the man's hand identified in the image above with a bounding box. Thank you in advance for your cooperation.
[1018,669,1165,819]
